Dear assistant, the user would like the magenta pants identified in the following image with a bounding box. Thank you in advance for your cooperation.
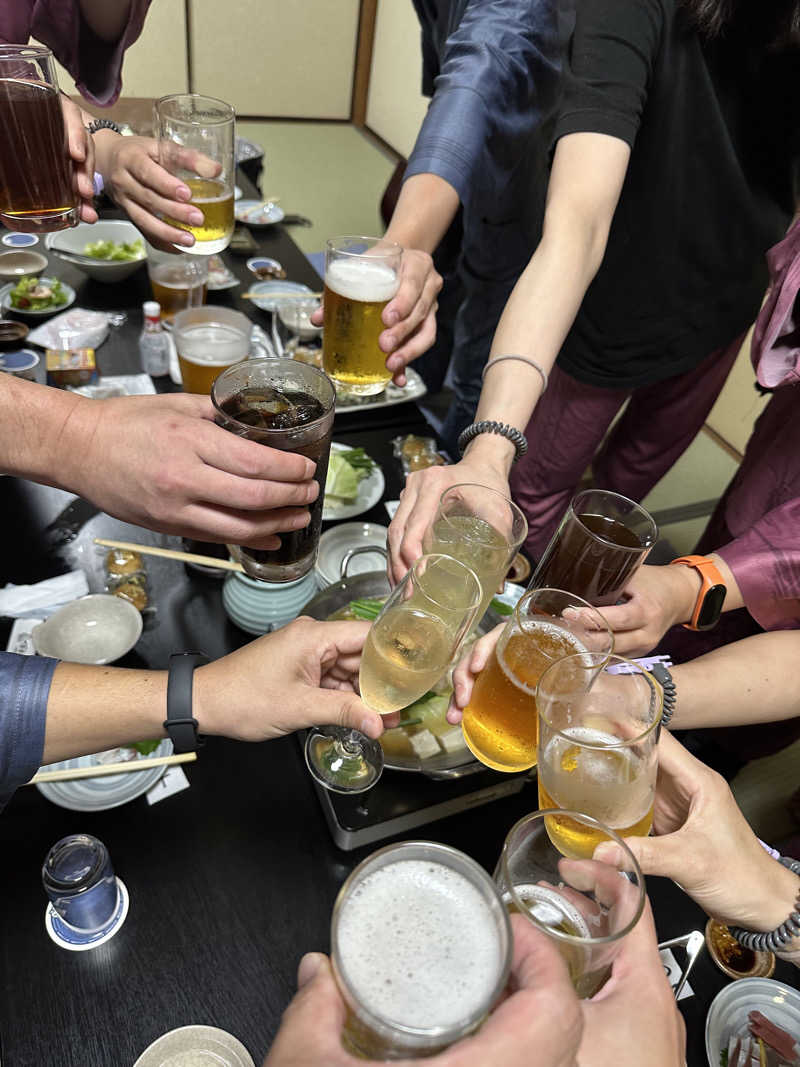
[509,335,744,560]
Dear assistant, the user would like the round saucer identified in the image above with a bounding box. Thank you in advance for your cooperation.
[133,1025,255,1067]
[45,877,129,952]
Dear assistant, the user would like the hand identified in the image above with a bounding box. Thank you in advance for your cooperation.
[577,897,684,1067]
[264,914,583,1067]
[387,459,512,584]
[310,248,442,387]
[97,134,221,250]
[62,392,319,548]
[195,618,385,742]
[593,731,794,930]
[60,96,97,223]
[446,624,504,723]
[596,564,700,656]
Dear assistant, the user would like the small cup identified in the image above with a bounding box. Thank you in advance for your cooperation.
[42,834,119,934]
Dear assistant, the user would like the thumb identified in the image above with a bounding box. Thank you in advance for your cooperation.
[310,688,383,740]
[297,951,326,988]
[594,833,682,881]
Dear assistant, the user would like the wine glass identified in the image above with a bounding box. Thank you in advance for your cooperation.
[305,554,482,794]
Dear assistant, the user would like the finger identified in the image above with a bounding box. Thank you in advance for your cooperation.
[445,705,464,724]
[116,162,205,227]
[381,710,401,729]
[297,951,326,989]
[594,831,682,882]
[309,687,383,740]
[160,142,222,181]
[396,474,451,574]
[195,423,316,482]
[265,954,353,1067]
[175,502,305,547]
[380,288,433,352]
[122,198,196,248]
[188,458,317,511]
[386,308,437,371]
[79,202,99,224]
[387,486,420,585]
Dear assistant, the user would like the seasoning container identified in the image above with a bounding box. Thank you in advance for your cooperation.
[392,434,445,475]
[705,919,776,980]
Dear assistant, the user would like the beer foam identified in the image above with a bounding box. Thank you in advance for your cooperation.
[337,859,502,1030]
[326,257,398,302]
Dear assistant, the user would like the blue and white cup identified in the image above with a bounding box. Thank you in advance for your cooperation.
[42,834,119,934]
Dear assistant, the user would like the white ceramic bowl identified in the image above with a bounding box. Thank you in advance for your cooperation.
[32,594,143,664]
[705,978,800,1067]
[0,250,48,281]
[46,220,147,283]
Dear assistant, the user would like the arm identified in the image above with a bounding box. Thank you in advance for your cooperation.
[0,376,318,549]
[388,132,630,581]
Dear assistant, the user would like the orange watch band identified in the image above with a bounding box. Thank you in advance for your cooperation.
[669,555,727,631]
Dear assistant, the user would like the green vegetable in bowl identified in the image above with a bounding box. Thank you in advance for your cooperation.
[131,739,161,756]
[9,275,67,311]
[84,238,145,261]
[325,448,376,504]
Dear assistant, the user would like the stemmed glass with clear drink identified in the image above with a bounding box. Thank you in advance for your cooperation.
[155,93,235,255]
[423,483,528,623]
[305,554,482,794]
[536,652,662,858]
[495,810,645,998]
[462,588,614,773]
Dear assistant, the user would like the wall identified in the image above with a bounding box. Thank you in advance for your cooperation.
[365,0,429,157]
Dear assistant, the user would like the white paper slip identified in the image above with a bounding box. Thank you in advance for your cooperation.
[659,948,694,1000]
[146,765,190,805]
[6,617,45,655]
[384,499,400,520]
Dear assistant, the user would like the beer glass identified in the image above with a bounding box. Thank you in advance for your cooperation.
[423,483,528,622]
[147,242,208,323]
[0,45,78,233]
[155,93,235,255]
[332,840,512,1059]
[462,588,613,773]
[537,652,662,858]
[305,555,481,794]
[211,358,335,582]
[530,489,658,607]
[174,306,252,394]
[322,236,402,395]
[495,810,645,998]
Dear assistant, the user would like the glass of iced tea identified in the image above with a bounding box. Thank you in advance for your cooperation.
[462,588,613,773]
[530,489,658,607]
[536,653,662,858]
[211,357,335,583]
[495,810,645,998]
[0,45,79,233]
[322,236,401,396]
[155,93,235,255]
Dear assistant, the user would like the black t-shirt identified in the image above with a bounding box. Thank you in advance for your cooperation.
[554,0,799,389]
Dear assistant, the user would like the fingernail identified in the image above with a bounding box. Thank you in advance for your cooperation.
[297,952,324,987]
[189,210,203,226]
[177,185,191,201]
[179,233,194,246]
[306,483,319,502]
[361,716,379,739]
[386,310,399,326]
[593,842,623,866]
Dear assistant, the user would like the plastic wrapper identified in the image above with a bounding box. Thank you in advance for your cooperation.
[392,434,445,475]
[27,308,110,350]
[104,549,150,613]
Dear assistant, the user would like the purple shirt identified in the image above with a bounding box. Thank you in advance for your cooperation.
[0,0,151,106]
[0,651,57,810]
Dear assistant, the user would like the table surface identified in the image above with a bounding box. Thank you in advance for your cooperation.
[1,191,797,1067]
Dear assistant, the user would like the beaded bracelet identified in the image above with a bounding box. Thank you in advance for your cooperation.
[729,856,800,952]
[457,420,528,461]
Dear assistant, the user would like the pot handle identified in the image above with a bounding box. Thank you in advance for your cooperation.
[340,544,388,579]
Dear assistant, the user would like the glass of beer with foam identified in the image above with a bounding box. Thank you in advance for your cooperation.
[462,588,613,773]
[495,810,645,998]
[322,236,401,396]
[155,93,235,255]
[331,840,512,1059]
[537,653,662,858]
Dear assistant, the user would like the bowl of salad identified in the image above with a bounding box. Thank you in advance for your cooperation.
[46,219,147,282]
[1,275,75,317]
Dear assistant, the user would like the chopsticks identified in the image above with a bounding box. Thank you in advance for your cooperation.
[241,290,322,301]
[28,751,197,784]
[94,537,244,572]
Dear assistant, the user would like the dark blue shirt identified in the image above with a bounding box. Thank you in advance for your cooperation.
[0,651,57,809]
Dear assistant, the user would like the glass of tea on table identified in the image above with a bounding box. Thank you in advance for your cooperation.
[530,489,657,606]
[0,45,79,233]
[211,358,335,583]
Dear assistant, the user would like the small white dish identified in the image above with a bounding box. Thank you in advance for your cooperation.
[248,279,312,313]
[0,250,48,280]
[133,1025,255,1067]
[235,199,285,227]
[323,442,385,522]
[316,522,388,587]
[2,232,39,247]
[0,277,76,318]
[32,593,142,664]
[705,978,800,1067]
[36,740,172,812]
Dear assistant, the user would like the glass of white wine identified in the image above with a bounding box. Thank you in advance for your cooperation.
[155,93,235,255]
[305,554,481,794]
[423,484,528,623]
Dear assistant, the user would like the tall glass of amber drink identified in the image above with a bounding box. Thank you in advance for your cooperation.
[322,236,401,396]
[537,652,662,858]
[462,588,613,773]
[0,46,78,233]
[156,93,235,255]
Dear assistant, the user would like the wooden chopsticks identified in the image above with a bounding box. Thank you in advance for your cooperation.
[29,751,197,784]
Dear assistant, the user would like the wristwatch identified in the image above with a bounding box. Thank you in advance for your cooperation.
[164,651,208,753]
[669,555,727,631]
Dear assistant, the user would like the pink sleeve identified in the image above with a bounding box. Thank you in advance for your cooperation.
[716,497,800,631]
[30,0,152,107]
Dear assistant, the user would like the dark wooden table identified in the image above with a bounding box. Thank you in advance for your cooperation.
[1,204,797,1067]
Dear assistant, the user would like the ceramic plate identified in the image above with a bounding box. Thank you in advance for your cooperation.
[705,978,800,1067]
[133,1025,255,1067]
[334,366,427,411]
[247,279,312,313]
[316,522,388,587]
[36,740,173,812]
[323,442,385,522]
[235,199,285,227]
[0,277,75,317]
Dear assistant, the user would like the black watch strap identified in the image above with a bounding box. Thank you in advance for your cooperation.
[165,651,208,753]
[650,662,676,730]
